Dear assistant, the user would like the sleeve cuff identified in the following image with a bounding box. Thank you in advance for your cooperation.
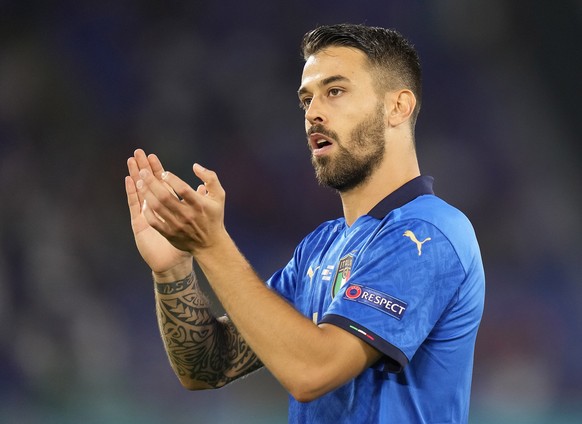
[320,313,409,373]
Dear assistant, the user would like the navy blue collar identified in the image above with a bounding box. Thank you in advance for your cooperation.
[367,175,434,219]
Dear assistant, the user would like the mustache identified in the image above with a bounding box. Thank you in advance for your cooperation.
[307,124,339,141]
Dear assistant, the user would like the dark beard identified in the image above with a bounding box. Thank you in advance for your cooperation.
[310,103,385,192]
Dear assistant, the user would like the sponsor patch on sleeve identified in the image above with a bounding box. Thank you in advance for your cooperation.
[344,284,407,320]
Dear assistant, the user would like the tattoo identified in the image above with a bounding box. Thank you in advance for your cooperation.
[155,273,263,388]
[155,279,192,295]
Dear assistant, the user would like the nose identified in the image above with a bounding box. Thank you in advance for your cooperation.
[305,96,326,125]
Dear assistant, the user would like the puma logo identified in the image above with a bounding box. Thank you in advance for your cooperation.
[307,265,320,282]
[403,230,431,256]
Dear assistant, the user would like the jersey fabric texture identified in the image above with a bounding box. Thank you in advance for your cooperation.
[266,176,485,424]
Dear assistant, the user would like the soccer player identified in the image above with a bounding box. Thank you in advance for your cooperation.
[125,24,485,423]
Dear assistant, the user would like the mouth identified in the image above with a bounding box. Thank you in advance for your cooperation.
[309,133,334,155]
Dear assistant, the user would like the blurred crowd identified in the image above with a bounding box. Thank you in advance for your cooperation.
[1,1,581,423]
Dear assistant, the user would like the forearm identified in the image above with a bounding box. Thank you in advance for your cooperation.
[193,233,374,400]
[154,272,263,389]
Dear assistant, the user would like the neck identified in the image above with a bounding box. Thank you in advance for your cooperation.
[339,152,420,226]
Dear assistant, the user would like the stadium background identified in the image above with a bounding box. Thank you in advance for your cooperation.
[1,1,581,423]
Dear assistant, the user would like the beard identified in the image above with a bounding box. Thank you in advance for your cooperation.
[309,102,386,192]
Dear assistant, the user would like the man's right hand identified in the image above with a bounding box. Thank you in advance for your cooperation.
[125,149,193,282]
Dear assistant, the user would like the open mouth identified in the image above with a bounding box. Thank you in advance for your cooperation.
[309,133,334,152]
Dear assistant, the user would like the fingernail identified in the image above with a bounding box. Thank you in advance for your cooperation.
[139,169,149,178]
[161,171,168,180]
[136,179,143,189]
[194,163,206,172]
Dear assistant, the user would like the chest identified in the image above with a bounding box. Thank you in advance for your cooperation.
[295,225,374,323]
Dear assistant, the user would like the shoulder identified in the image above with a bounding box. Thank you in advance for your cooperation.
[396,195,477,243]
[399,194,472,227]
[359,194,481,269]
[390,194,482,272]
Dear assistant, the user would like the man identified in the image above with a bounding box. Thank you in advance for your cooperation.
[125,24,485,423]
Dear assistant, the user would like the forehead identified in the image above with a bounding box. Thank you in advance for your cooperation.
[300,46,371,90]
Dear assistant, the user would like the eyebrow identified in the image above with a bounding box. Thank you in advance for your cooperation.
[297,74,351,97]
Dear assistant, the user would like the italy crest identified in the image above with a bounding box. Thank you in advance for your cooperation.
[331,253,353,298]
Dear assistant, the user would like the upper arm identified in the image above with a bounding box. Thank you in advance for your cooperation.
[292,323,383,402]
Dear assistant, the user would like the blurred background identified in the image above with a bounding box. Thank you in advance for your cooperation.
[1,0,581,423]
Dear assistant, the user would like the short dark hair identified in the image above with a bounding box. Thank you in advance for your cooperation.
[301,23,422,126]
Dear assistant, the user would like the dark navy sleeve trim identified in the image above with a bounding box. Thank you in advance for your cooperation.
[320,314,409,373]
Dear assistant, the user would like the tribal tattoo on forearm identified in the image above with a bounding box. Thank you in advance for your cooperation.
[155,273,263,388]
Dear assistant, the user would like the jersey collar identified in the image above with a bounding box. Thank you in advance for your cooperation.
[367,175,434,220]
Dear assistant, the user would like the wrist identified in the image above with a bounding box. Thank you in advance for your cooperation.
[191,229,235,265]
[193,231,255,287]
[153,260,193,283]
[155,274,194,295]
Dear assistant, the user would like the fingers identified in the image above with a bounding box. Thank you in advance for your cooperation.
[140,196,169,234]
[196,184,208,196]
[134,148,153,174]
[160,170,201,206]
[127,156,140,182]
[130,156,227,254]
[128,150,222,217]
[192,163,225,201]
[128,150,151,209]
[125,175,141,220]
[127,149,189,237]
[128,149,164,179]
[147,153,166,179]
[138,169,182,216]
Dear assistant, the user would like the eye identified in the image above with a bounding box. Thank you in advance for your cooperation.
[328,88,343,97]
[299,97,312,110]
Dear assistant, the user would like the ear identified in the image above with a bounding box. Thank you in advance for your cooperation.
[384,89,416,127]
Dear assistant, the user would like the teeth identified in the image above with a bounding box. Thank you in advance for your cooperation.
[316,139,327,146]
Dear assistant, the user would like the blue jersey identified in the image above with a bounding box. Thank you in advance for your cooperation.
[266,176,485,423]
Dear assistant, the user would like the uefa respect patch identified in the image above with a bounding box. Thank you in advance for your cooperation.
[343,284,408,320]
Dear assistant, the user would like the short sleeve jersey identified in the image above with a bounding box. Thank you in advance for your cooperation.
[266,176,485,424]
